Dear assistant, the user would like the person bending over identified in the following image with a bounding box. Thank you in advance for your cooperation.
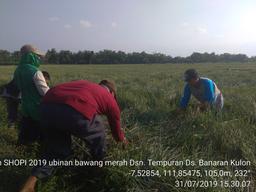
[20,79,127,192]
[179,69,224,112]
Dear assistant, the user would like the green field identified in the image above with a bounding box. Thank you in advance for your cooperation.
[0,63,255,192]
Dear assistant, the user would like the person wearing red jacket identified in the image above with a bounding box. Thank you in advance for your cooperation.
[20,79,127,192]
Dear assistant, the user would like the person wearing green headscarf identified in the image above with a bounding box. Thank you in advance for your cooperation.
[14,44,50,145]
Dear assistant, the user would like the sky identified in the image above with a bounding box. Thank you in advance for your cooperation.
[1,0,256,56]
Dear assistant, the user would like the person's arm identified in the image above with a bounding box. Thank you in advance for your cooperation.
[179,84,191,109]
[33,71,49,96]
[5,79,20,99]
[106,100,125,142]
[0,81,15,98]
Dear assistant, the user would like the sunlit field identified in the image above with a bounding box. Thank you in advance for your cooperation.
[0,63,255,192]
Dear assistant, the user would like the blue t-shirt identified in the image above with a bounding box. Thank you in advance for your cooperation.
[180,77,216,108]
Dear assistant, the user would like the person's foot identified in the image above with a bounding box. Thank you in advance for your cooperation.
[20,176,37,192]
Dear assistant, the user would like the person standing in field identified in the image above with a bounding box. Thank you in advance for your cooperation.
[0,79,21,128]
[179,69,224,111]
[14,44,50,145]
[0,71,51,129]
[20,79,128,192]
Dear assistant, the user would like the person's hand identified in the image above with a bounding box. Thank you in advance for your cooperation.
[176,107,185,114]
[20,176,37,192]
[199,102,209,111]
[104,121,109,126]
[122,137,129,149]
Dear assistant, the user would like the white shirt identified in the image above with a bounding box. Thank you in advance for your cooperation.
[33,71,49,96]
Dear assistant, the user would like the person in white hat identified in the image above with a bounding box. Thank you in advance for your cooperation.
[14,44,50,145]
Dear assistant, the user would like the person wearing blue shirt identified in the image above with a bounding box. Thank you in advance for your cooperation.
[179,69,224,111]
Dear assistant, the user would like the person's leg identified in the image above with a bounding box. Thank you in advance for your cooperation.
[17,116,41,145]
[42,129,72,160]
[72,115,106,161]
[32,128,72,179]
[32,104,74,179]
[6,98,19,128]
[214,93,224,111]
[32,104,106,179]
[17,116,28,145]
[220,94,224,109]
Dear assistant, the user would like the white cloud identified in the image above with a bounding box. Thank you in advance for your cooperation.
[111,22,117,28]
[64,24,72,29]
[180,23,208,35]
[180,22,189,27]
[80,20,92,28]
[49,17,60,22]
[196,27,207,34]
[216,34,224,38]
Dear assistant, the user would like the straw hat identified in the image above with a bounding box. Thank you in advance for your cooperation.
[99,80,117,97]
[20,44,45,56]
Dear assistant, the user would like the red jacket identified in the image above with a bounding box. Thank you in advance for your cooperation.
[42,80,124,142]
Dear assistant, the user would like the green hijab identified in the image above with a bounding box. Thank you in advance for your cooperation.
[19,52,41,68]
[14,52,42,120]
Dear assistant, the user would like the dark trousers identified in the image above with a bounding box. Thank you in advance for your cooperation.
[32,103,106,179]
[6,97,19,125]
[18,116,41,145]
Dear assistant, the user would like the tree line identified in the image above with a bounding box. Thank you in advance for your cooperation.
[0,49,255,65]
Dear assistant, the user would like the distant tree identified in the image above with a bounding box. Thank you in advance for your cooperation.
[11,51,20,64]
[232,54,248,62]
[249,56,256,62]
[0,50,11,64]
[219,53,248,62]
[172,56,186,63]
[46,49,59,64]
[116,51,127,64]
[0,48,253,65]
[75,51,94,64]
[58,50,73,64]
[92,50,124,64]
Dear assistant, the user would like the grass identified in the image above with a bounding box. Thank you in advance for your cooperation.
[0,63,255,192]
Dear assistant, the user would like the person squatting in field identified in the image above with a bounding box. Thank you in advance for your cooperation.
[179,69,224,112]
[14,44,50,145]
[20,79,128,192]
[0,71,51,129]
